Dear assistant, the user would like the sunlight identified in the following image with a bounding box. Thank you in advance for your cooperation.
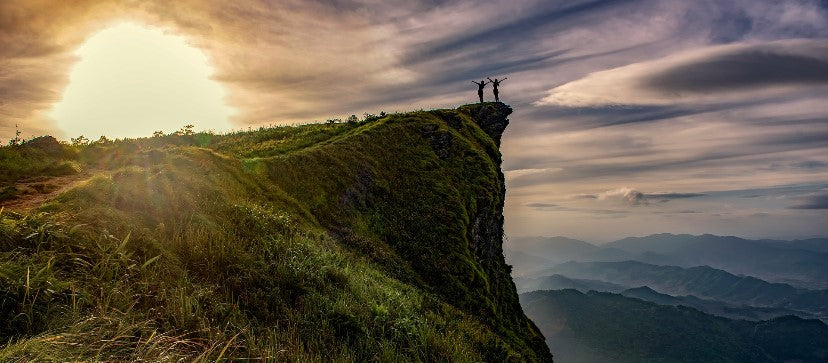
[51,22,233,139]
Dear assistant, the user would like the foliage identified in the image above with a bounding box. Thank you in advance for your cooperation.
[0,144,79,184]
[0,105,551,361]
[174,124,195,136]
[70,135,89,146]
[7,125,22,146]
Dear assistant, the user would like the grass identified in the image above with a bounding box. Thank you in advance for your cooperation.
[0,145,80,184]
[0,104,552,361]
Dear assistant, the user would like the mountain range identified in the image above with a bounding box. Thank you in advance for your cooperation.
[541,260,828,319]
[521,289,828,363]
[508,233,828,289]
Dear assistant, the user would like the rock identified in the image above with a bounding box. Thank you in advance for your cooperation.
[430,109,464,129]
[421,123,453,159]
[457,102,513,147]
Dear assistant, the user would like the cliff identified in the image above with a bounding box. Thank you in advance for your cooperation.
[0,103,552,361]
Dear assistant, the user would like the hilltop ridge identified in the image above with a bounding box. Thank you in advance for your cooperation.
[0,103,552,361]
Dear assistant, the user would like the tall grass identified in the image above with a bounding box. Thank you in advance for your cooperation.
[0,105,550,361]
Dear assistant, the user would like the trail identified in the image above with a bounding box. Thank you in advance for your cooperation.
[0,173,92,212]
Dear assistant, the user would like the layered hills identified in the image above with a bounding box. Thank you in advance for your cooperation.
[543,260,828,318]
[521,289,828,363]
[508,234,828,289]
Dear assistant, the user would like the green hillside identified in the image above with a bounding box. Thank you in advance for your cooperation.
[521,289,828,363]
[0,103,552,361]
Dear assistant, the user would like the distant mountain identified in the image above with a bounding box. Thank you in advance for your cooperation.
[513,274,627,293]
[503,249,554,276]
[521,289,828,363]
[508,233,828,288]
[506,236,632,274]
[620,286,819,322]
[758,238,828,254]
[509,236,599,258]
[620,286,680,305]
[605,233,828,289]
[545,260,828,318]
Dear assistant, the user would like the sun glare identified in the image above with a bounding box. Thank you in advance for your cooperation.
[51,22,233,139]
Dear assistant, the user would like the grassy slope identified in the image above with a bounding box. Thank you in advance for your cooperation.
[0,104,551,361]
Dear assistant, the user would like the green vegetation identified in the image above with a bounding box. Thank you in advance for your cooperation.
[0,104,551,361]
[521,289,828,363]
[0,136,80,184]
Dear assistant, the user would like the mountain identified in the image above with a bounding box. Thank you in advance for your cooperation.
[508,233,828,289]
[620,286,818,321]
[509,236,600,258]
[521,289,828,363]
[545,261,828,319]
[606,233,828,289]
[0,104,552,361]
[506,236,632,275]
[620,286,680,305]
[514,274,628,293]
[503,249,555,276]
[758,238,828,254]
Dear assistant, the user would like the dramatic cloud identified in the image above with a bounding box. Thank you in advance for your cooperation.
[596,188,705,206]
[2,0,827,240]
[536,39,828,107]
[789,193,828,210]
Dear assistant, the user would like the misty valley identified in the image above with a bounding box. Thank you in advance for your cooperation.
[508,234,828,362]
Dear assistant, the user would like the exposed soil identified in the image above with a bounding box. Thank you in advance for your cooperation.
[0,173,91,212]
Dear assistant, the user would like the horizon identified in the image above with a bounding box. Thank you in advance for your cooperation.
[507,232,828,246]
[2,1,827,240]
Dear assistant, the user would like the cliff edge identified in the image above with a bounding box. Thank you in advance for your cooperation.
[0,103,552,361]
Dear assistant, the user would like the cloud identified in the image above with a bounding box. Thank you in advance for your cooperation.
[648,192,707,200]
[526,202,559,208]
[792,161,828,169]
[3,0,828,240]
[536,39,828,107]
[0,0,433,138]
[525,202,629,216]
[642,49,828,92]
[598,187,705,206]
[788,193,828,209]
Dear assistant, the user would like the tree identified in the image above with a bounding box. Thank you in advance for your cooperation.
[71,135,90,146]
[7,124,22,146]
[174,124,195,136]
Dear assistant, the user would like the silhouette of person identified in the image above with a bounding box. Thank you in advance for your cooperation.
[472,80,488,103]
[487,77,507,102]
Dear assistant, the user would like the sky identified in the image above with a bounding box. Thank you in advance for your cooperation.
[1,0,827,241]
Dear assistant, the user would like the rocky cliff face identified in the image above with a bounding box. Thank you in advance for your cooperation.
[460,102,512,147]
[459,103,552,359]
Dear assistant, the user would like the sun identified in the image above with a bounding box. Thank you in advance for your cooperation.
[50,22,233,140]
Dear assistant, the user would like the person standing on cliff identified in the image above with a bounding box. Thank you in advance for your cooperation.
[472,80,488,103]
[487,77,507,103]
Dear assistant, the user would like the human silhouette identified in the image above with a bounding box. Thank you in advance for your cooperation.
[487,77,507,102]
[472,80,488,103]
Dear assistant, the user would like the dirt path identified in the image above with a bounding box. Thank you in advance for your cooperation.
[0,173,92,212]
